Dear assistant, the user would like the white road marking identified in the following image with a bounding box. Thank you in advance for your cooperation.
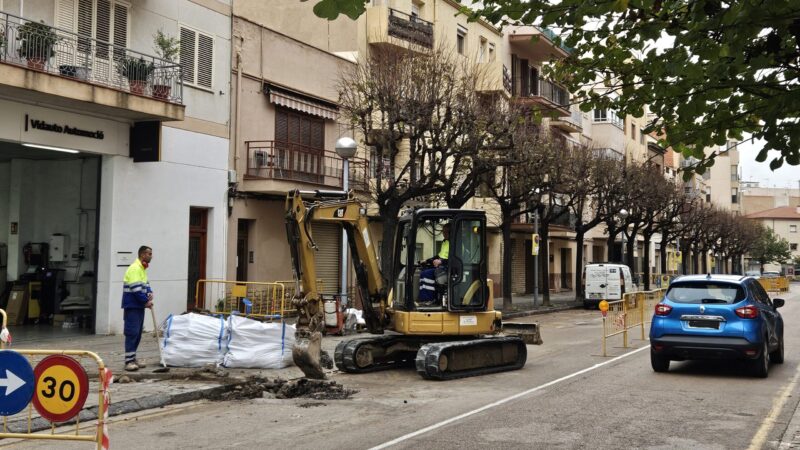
[748,364,800,450]
[370,345,652,450]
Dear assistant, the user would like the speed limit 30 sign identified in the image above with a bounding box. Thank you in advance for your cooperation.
[32,355,90,423]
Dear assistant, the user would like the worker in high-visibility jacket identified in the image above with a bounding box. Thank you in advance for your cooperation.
[122,245,153,371]
[419,223,449,304]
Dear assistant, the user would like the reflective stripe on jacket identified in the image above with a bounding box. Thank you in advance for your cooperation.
[121,259,152,309]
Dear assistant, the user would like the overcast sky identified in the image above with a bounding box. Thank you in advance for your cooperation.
[737,137,800,190]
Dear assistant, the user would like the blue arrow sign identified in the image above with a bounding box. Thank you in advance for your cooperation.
[0,351,34,416]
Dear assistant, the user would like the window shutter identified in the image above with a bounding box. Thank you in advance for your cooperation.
[180,27,197,84]
[55,0,76,32]
[77,0,92,53]
[112,3,128,61]
[95,0,111,59]
[310,120,324,150]
[197,34,214,89]
[275,109,288,142]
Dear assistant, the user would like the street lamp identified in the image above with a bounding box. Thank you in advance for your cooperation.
[618,208,629,266]
[335,137,358,308]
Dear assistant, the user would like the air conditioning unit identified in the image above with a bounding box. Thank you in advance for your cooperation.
[228,169,237,184]
[254,151,269,167]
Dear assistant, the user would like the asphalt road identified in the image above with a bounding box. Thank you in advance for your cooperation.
[7,287,800,449]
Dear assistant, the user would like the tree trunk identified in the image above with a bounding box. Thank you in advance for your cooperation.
[680,242,688,275]
[701,249,708,273]
[575,229,585,301]
[540,219,551,307]
[659,233,669,275]
[501,212,513,311]
[625,232,636,270]
[643,235,652,290]
[606,224,617,262]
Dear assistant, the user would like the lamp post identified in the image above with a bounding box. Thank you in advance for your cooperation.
[618,208,629,267]
[335,137,357,308]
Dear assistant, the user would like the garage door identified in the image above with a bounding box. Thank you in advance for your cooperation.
[311,223,341,295]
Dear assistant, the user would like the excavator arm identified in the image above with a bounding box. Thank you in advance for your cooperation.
[285,189,389,378]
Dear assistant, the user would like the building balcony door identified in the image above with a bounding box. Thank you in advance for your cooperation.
[187,208,208,310]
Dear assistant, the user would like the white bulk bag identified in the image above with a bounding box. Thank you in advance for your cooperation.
[222,315,294,369]
[161,313,228,367]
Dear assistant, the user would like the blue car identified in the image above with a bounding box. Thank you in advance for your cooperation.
[649,274,785,377]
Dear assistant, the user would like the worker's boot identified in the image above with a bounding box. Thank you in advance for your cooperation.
[124,362,139,372]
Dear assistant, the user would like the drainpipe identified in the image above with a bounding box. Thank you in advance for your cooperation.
[234,38,243,178]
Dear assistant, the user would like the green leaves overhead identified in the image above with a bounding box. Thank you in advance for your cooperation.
[306,0,367,20]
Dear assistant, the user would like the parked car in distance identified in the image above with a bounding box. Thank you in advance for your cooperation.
[582,263,635,309]
[744,270,761,278]
[649,274,785,378]
[762,271,780,278]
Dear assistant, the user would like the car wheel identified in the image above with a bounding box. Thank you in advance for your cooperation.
[651,348,669,373]
[769,335,785,364]
[751,340,769,378]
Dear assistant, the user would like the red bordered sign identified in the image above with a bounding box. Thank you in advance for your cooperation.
[32,355,90,423]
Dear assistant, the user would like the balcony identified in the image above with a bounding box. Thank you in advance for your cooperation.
[593,147,625,161]
[509,26,570,63]
[476,61,511,97]
[366,6,434,52]
[0,12,184,121]
[512,77,570,117]
[244,140,370,193]
[551,109,583,133]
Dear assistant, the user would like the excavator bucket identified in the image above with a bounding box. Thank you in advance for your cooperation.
[501,322,543,345]
[293,331,326,379]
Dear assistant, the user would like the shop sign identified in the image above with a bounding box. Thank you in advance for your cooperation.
[24,114,104,140]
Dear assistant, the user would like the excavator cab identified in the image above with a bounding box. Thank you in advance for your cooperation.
[392,210,488,313]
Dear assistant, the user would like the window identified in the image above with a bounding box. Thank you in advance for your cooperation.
[639,128,645,145]
[630,123,636,140]
[488,43,495,62]
[731,165,738,181]
[593,109,623,128]
[790,225,797,233]
[411,3,420,19]
[791,243,798,251]
[457,26,467,55]
[369,147,391,178]
[180,26,214,90]
[731,188,738,204]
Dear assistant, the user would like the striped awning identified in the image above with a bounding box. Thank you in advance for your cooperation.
[265,85,338,120]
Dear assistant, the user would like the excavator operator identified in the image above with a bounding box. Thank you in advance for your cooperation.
[419,222,449,305]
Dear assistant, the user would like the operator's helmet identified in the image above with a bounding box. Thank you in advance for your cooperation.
[435,266,448,285]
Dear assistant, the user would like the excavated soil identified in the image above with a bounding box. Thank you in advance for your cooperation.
[209,376,358,402]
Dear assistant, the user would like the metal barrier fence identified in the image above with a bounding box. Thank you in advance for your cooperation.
[194,279,286,320]
[600,288,665,357]
[758,277,790,293]
[0,349,109,449]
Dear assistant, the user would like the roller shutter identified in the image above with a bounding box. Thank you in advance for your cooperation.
[311,223,341,295]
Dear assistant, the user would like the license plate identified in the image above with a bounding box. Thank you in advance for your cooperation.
[688,320,719,329]
[589,293,601,299]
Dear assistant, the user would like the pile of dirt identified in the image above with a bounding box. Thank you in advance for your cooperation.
[210,376,357,402]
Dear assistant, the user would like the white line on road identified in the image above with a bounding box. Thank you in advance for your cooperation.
[370,345,652,450]
[748,363,800,450]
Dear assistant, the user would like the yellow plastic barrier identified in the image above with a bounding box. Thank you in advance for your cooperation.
[600,288,665,357]
[758,277,790,294]
[0,349,108,449]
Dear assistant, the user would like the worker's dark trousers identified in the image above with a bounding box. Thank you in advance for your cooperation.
[123,308,145,364]
[419,268,437,301]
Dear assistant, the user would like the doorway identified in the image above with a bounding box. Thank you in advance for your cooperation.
[236,219,250,282]
[560,247,571,289]
[187,208,208,310]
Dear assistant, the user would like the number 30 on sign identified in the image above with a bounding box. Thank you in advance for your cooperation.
[32,355,90,423]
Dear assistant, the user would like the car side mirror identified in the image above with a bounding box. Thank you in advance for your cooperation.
[774,298,785,308]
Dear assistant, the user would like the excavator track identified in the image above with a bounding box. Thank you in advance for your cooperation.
[415,336,527,380]
[334,335,422,373]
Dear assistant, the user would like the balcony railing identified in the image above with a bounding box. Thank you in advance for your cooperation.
[537,27,574,54]
[387,8,433,48]
[0,11,183,104]
[513,76,569,108]
[246,140,370,190]
[593,147,624,161]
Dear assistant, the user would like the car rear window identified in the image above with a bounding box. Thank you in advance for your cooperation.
[665,282,746,304]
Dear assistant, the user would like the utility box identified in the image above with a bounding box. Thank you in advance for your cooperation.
[49,234,69,262]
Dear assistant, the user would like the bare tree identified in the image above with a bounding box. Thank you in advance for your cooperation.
[338,45,507,274]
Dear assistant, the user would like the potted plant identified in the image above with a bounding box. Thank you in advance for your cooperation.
[152,30,180,100]
[117,56,154,95]
[17,21,59,70]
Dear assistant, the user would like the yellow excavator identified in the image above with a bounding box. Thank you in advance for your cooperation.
[285,190,541,380]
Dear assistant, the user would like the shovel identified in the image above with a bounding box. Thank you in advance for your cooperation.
[149,305,170,373]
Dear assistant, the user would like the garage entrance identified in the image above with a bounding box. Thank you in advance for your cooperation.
[0,140,101,338]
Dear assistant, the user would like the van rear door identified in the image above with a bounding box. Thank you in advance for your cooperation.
[585,265,607,300]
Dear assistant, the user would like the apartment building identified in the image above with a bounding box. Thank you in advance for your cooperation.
[0,0,231,335]
[706,140,741,214]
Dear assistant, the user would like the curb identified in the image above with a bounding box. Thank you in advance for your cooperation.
[501,303,583,319]
[3,381,243,434]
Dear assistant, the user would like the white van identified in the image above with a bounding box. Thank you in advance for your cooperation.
[583,263,635,309]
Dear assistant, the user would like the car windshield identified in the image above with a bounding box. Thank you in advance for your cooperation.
[665,282,746,304]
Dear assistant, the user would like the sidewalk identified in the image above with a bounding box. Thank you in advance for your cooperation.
[495,290,582,318]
